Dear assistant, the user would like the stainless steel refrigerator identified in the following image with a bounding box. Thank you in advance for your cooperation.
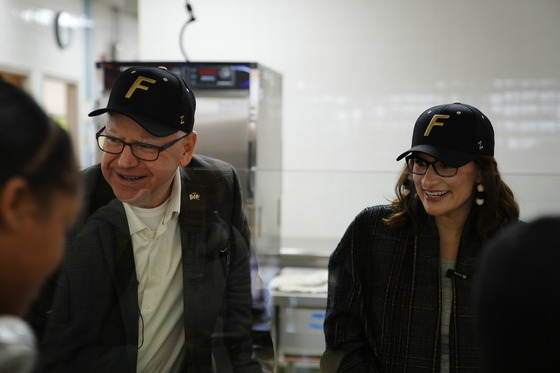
[94,61,283,256]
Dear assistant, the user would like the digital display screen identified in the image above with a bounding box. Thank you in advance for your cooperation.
[198,69,219,76]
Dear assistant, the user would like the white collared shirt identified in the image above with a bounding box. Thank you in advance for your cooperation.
[123,168,185,373]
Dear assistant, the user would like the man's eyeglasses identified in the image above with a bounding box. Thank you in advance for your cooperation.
[96,126,188,161]
[405,156,458,177]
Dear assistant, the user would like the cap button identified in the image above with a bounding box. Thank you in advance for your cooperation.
[452,101,461,104]
[157,66,168,70]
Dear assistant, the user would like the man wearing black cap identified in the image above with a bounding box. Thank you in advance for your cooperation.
[29,66,267,372]
[321,103,519,372]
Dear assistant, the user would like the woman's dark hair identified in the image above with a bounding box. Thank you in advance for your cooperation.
[0,79,80,204]
[384,155,519,242]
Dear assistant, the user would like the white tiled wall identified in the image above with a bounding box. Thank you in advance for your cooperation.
[3,0,558,253]
[137,0,560,252]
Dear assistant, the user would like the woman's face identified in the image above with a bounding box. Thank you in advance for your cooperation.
[412,153,481,223]
[0,186,81,316]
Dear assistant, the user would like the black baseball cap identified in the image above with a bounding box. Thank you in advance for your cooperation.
[89,66,196,137]
[396,102,495,167]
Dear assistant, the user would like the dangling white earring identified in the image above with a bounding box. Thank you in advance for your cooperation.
[402,187,410,197]
[475,184,485,206]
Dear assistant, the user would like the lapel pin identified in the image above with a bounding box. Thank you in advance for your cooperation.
[189,192,200,201]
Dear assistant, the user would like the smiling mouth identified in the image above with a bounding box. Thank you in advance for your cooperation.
[425,191,449,198]
[118,174,144,181]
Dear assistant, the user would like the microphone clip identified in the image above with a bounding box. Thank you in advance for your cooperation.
[446,269,468,280]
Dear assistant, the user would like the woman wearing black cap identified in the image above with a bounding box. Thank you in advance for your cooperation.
[321,102,519,372]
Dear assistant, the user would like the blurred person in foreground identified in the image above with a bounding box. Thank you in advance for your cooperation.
[475,216,560,373]
[0,78,81,372]
[321,102,519,372]
[27,66,270,372]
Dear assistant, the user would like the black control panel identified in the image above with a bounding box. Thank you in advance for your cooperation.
[97,61,254,90]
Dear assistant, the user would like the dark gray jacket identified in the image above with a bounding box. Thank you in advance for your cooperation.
[32,155,264,372]
[322,205,485,372]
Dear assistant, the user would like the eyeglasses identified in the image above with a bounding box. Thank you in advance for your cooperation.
[405,156,459,177]
[96,126,188,161]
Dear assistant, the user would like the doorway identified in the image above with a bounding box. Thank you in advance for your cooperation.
[42,76,79,163]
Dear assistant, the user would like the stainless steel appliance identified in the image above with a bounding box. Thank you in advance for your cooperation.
[94,61,282,256]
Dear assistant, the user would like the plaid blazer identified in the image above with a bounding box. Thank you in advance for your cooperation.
[321,205,485,373]
[36,155,262,372]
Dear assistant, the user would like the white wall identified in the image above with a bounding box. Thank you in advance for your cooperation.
[138,0,560,251]
[0,0,84,98]
[0,0,138,168]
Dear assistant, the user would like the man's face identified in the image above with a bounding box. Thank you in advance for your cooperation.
[101,113,196,208]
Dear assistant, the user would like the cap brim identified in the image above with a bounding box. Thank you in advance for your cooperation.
[88,106,178,137]
[396,145,474,168]
[88,108,109,117]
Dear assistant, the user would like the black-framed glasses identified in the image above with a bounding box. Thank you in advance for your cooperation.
[405,156,458,177]
[96,126,188,161]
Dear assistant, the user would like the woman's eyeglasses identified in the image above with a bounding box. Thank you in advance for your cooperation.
[405,156,458,177]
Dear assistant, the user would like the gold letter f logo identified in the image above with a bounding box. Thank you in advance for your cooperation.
[424,114,449,136]
[124,76,157,99]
